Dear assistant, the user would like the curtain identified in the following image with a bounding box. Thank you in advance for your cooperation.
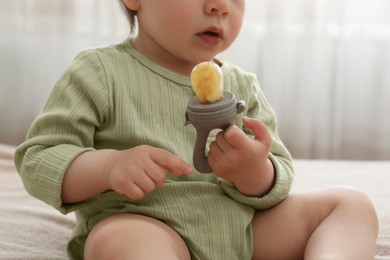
[0,0,129,145]
[227,0,390,160]
[1,0,389,160]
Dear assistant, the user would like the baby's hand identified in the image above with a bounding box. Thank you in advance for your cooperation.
[106,145,192,200]
[208,117,274,196]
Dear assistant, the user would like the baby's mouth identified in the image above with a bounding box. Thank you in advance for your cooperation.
[199,27,223,39]
[202,31,220,38]
[197,27,223,45]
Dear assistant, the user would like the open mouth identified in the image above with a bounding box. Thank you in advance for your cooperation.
[197,27,223,45]
[199,26,223,38]
[202,31,219,37]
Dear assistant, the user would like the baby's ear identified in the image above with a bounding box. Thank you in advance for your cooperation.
[123,0,141,11]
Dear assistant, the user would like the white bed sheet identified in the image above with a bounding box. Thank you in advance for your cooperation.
[1,144,389,259]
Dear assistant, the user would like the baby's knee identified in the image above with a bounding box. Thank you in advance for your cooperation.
[84,214,191,260]
[331,185,375,207]
[329,185,378,226]
[84,216,122,260]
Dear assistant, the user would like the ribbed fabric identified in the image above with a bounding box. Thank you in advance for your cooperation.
[14,39,294,260]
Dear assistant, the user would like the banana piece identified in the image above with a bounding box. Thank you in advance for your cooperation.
[190,61,223,103]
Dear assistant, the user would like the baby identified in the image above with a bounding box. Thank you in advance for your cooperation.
[14,0,378,259]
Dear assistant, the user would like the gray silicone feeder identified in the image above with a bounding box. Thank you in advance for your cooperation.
[185,92,246,173]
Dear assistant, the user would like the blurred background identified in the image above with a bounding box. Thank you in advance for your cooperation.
[1,0,389,160]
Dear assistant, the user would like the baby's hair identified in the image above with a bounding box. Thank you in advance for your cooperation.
[119,0,137,32]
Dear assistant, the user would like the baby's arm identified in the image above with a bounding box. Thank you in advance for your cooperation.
[207,68,293,208]
[61,145,193,203]
[208,116,274,197]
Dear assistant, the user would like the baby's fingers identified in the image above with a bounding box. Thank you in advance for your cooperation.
[242,116,272,146]
[124,182,147,200]
[150,148,193,176]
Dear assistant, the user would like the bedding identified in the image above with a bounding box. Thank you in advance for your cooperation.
[1,143,389,259]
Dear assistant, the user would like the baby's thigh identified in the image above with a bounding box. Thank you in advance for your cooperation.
[251,189,340,259]
[84,213,191,260]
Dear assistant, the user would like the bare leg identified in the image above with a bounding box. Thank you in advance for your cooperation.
[84,214,191,260]
[252,186,378,260]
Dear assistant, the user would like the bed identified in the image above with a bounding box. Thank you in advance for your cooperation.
[1,143,389,259]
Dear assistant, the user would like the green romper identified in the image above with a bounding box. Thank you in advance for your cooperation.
[14,40,294,260]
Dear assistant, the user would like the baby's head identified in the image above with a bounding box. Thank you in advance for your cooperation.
[119,1,137,32]
[118,0,245,75]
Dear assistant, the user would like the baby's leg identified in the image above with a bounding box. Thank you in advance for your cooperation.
[84,214,191,260]
[252,186,378,260]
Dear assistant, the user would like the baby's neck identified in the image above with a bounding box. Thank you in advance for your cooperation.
[130,37,195,77]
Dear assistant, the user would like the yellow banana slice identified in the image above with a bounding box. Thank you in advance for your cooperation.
[190,61,223,103]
